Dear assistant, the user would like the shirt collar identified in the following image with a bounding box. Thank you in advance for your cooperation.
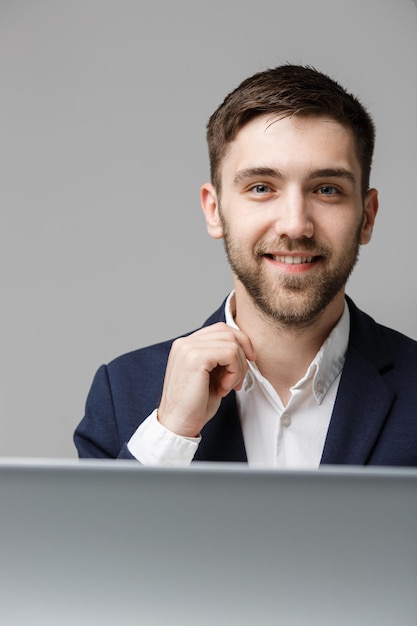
[224,291,349,405]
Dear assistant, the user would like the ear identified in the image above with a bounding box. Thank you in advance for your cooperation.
[359,188,379,245]
[200,183,224,239]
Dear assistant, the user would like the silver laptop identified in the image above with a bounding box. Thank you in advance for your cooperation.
[0,459,416,626]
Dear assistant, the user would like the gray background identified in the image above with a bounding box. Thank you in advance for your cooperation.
[1,0,416,458]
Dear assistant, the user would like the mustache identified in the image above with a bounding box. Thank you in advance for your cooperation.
[255,237,331,257]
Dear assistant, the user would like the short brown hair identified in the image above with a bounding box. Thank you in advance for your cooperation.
[206,64,375,197]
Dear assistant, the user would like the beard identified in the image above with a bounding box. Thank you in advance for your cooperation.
[220,214,363,329]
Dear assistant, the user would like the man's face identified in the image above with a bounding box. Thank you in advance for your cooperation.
[201,114,378,328]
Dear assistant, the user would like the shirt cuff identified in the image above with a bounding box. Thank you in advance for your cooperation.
[127,409,201,466]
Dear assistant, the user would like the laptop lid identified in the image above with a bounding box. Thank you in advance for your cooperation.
[0,459,416,626]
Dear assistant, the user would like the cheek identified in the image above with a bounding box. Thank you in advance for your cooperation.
[220,209,266,245]
[320,211,363,243]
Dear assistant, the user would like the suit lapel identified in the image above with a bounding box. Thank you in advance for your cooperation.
[194,392,247,463]
[320,346,395,464]
[321,298,396,465]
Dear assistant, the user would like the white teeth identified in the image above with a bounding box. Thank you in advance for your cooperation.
[273,255,313,264]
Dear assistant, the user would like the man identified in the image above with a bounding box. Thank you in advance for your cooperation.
[74,64,417,467]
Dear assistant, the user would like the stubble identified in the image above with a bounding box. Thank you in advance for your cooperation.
[220,212,362,329]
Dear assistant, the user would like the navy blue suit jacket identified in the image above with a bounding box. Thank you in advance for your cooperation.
[74,297,417,466]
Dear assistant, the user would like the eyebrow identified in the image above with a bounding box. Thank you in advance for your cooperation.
[307,168,357,184]
[233,166,357,185]
[233,167,283,184]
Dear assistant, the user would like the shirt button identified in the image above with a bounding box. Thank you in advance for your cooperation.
[316,380,324,394]
[281,413,291,427]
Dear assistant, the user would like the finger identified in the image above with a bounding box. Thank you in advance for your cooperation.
[209,345,249,397]
[194,323,256,362]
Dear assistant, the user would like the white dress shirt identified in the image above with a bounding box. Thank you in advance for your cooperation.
[128,293,350,468]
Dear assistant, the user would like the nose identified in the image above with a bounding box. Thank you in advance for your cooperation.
[273,189,314,240]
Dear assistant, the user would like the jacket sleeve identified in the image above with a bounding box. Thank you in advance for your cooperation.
[74,364,137,460]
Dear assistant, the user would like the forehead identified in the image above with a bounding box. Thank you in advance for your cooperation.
[221,114,360,179]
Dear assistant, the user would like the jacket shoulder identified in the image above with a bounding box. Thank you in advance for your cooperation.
[347,296,417,369]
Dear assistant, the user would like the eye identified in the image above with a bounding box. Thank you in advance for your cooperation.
[317,185,339,196]
[250,184,272,194]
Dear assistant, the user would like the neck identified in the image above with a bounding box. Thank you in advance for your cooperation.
[232,286,345,399]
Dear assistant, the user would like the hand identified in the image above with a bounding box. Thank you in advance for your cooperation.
[157,323,256,438]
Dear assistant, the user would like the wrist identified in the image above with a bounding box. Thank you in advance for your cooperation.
[157,409,201,439]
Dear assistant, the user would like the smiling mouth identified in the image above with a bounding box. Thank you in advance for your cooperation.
[264,254,319,264]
